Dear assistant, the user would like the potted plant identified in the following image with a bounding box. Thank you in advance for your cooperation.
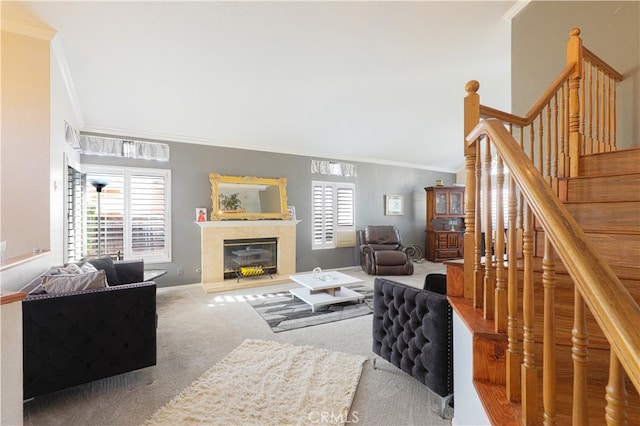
[219,192,243,212]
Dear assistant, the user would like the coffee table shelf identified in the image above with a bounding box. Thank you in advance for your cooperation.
[289,271,365,312]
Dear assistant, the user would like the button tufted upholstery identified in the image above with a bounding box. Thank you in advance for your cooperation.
[22,261,156,399]
[372,277,453,403]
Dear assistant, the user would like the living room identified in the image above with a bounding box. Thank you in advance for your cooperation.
[2,1,638,425]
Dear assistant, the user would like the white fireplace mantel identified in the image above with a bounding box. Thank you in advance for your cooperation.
[197,220,300,293]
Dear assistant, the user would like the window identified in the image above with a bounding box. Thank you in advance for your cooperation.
[83,165,172,263]
[66,163,86,262]
[312,181,355,249]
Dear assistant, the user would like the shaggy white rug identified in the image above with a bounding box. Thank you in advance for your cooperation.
[143,339,367,426]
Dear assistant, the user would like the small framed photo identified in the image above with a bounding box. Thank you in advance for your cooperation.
[196,208,207,222]
[287,206,296,220]
[385,195,404,216]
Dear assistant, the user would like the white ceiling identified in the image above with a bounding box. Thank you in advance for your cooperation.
[15,1,519,172]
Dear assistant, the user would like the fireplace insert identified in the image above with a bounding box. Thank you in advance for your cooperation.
[223,238,277,281]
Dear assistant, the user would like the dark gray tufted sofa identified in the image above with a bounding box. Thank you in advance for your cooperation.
[372,276,453,416]
[21,259,157,399]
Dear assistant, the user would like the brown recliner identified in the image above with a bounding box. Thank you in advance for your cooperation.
[358,225,415,275]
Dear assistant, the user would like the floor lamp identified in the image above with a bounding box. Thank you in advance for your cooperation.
[90,179,109,257]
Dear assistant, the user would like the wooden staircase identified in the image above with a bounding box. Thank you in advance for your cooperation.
[559,148,640,270]
[453,29,640,425]
[449,147,640,424]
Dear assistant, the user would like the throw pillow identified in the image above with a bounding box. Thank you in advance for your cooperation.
[86,256,120,286]
[80,262,98,273]
[41,270,107,294]
[19,267,59,295]
[56,264,83,275]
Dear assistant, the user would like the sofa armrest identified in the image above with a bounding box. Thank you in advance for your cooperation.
[22,282,156,399]
[114,259,144,284]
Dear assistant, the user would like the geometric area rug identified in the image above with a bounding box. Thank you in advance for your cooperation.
[143,339,367,426]
[246,285,373,333]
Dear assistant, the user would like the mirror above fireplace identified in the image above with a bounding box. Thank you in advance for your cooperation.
[209,173,290,221]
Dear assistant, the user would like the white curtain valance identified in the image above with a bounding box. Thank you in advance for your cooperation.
[80,136,123,157]
[311,159,357,177]
[123,140,170,161]
[78,135,170,161]
[64,120,81,149]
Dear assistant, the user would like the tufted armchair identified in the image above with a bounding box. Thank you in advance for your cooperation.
[372,275,453,417]
[21,259,157,399]
[358,225,415,275]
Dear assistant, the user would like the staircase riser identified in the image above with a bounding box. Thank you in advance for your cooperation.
[564,202,640,233]
[565,174,640,202]
[579,147,640,176]
[535,230,640,268]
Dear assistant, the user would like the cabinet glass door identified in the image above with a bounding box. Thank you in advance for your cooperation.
[435,192,447,214]
[450,192,462,215]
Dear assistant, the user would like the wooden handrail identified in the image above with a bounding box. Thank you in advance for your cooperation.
[466,118,640,392]
[479,64,575,127]
[0,291,27,305]
[583,46,624,81]
[480,63,576,127]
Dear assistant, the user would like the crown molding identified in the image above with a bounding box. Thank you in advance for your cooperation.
[51,35,85,128]
[1,19,56,40]
[502,0,531,21]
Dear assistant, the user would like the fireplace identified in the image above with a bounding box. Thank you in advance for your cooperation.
[224,238,277,280]
[197,220,299,293]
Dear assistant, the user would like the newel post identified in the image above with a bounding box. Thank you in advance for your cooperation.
[566,28,583,178]
[463,80,480,300]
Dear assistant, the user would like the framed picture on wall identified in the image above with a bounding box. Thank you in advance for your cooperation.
[287,206,296,220]
[385,195,404,216]
[196,208,207,222]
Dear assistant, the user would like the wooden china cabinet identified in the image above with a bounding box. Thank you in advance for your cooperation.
[425,186,465,262]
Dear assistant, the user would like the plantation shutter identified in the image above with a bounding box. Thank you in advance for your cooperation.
[131,173,167,258]
[86,173,125,258]
[337,187,354,227]
[312,182,334,248]
[312,181,355,249]
[83,166,171,263]
[66,165,86,262]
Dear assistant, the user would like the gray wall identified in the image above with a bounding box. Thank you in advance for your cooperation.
[511,1,639,149]
[83,142,454,288]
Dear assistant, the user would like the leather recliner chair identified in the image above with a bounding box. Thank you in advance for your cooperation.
[358,225,415,275]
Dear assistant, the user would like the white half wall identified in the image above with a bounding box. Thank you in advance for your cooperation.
[452,311,490,426]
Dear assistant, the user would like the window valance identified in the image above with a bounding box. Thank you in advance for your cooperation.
[310,159,357,177]
[79,136,170,161]
[64,121,169,161]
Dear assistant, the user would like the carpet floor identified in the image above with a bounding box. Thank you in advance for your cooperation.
[23,262,451,426]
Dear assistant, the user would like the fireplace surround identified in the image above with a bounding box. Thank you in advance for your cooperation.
[198,220,299,292]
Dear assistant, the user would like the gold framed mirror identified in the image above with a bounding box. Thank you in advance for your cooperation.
[209,173,290,221]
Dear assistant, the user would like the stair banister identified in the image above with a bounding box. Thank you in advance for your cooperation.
[478,64,576,128]
[466,118,640,392]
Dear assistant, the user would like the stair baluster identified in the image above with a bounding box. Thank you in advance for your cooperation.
[542,237,557,426]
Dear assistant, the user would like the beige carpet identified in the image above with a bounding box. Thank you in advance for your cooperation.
[144,339,366,425]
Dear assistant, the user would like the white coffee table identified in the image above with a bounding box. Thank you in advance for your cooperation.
[289,271,365,312]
